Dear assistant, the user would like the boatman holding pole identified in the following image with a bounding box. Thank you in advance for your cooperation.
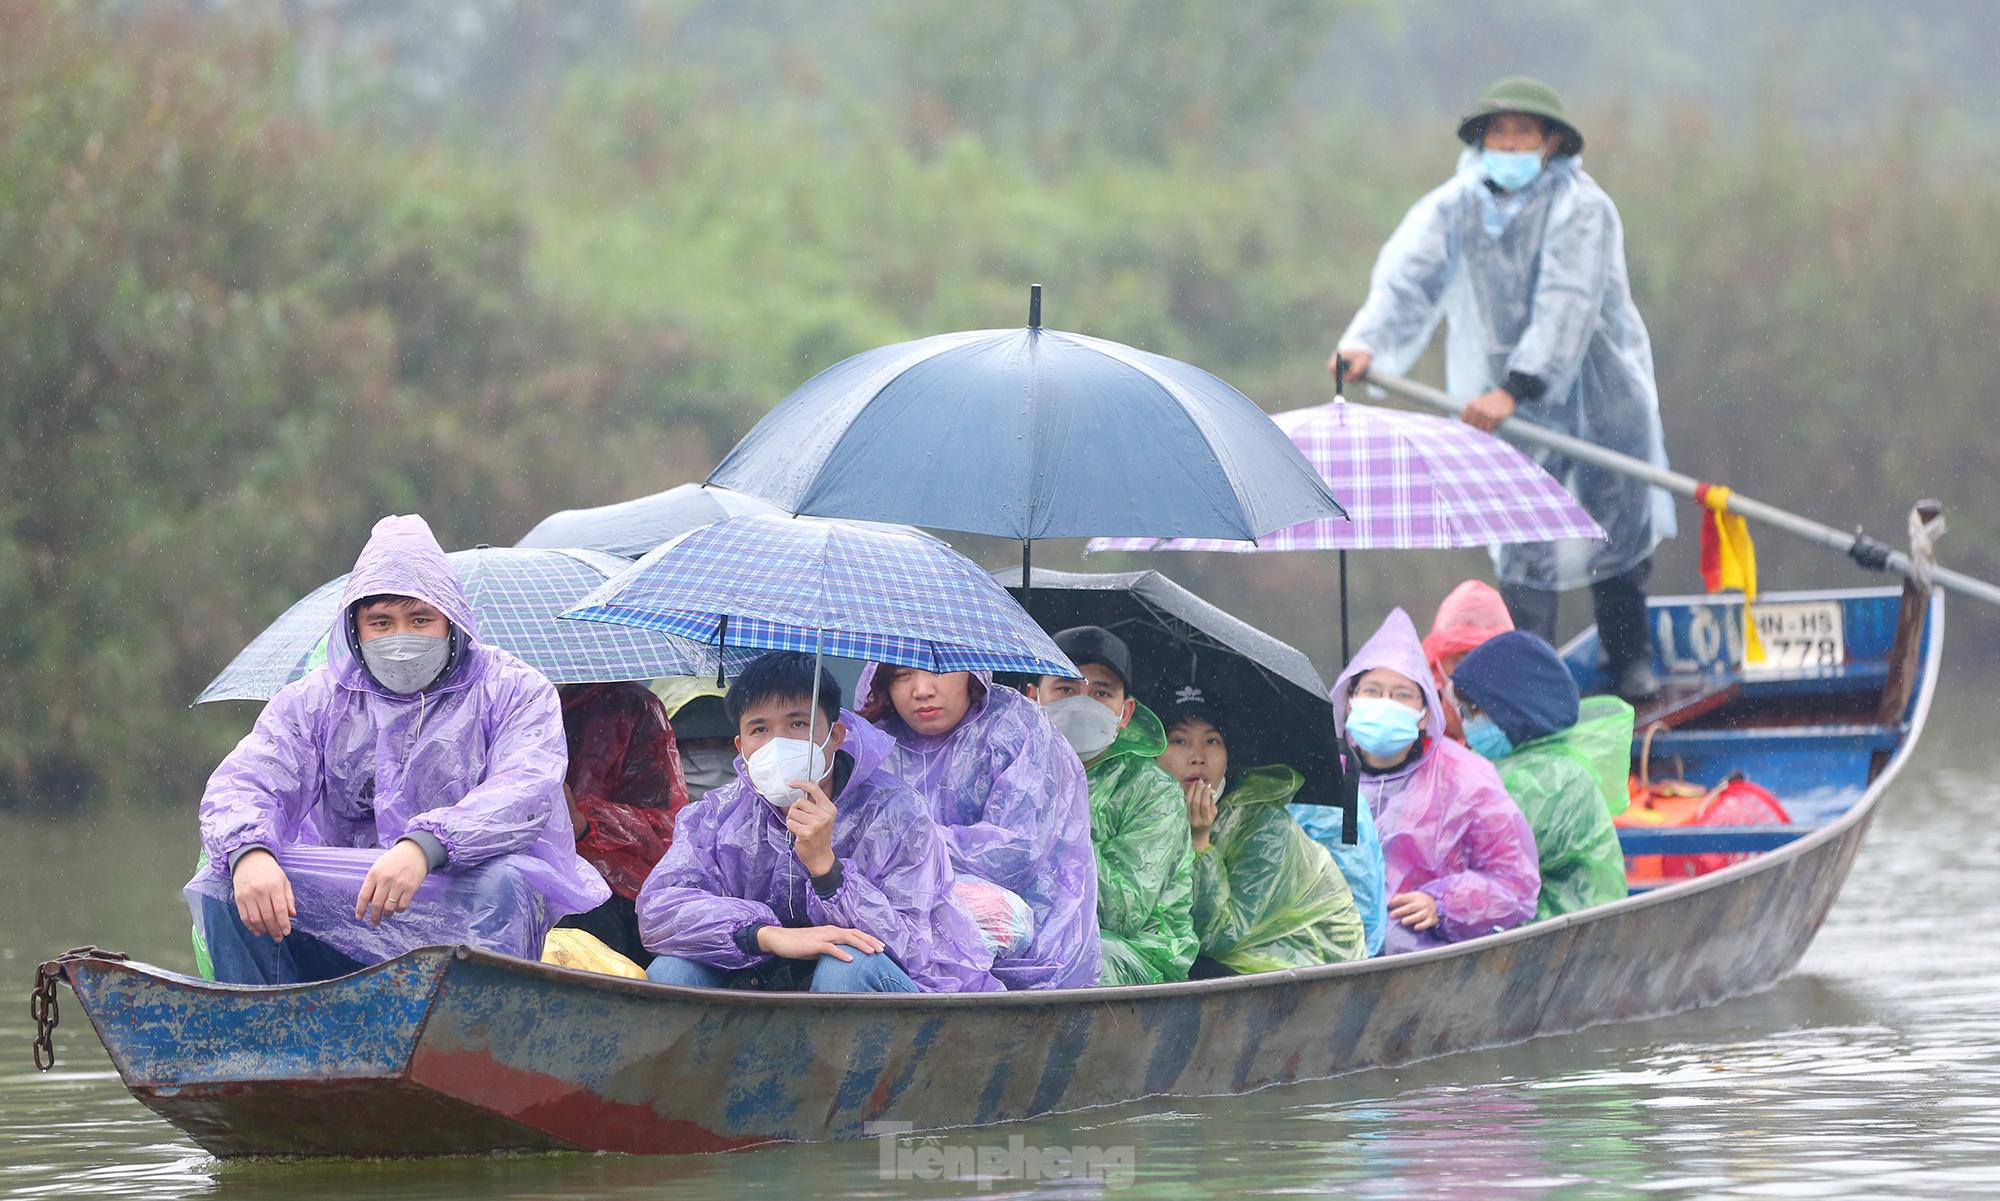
[1332,76,1675,702]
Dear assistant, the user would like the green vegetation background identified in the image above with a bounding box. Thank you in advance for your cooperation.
[4,0,1996,810]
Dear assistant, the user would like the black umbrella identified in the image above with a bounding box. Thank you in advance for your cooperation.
[992,566,1357,840]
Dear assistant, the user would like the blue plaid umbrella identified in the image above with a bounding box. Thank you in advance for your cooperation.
[563,516,1078,679]
[194,546,723,704]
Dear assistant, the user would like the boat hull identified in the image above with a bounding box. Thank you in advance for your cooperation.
[56,588,1936,1157]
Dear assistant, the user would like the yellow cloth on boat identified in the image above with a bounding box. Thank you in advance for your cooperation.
[1700,485,1765,665]
[541,928,646,979]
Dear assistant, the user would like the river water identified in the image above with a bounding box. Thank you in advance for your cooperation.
[3,672,1997,1201]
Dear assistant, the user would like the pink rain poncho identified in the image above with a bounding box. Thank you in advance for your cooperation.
[1335,609,1540,955]
[860,667,1101,989]
[187,515,610,964]
[1423,580,1514,743]
[636,712,1002,993]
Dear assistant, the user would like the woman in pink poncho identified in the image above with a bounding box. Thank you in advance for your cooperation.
[1335,608,1540,955]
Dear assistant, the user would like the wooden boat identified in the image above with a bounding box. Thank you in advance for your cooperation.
[39,584,1940,1158]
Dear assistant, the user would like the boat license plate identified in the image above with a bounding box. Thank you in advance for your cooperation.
[1748,601,1845,670]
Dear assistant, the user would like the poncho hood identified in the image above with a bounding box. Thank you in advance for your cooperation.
[1452,630,1580,746]
[331,514,483,696]
[1331,609,1444,742]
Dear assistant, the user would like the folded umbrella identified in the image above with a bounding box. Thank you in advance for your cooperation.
[194,546,718,704]
[563,515,1076,680]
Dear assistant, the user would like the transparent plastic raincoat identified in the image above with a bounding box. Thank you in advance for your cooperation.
[861,666,1101,989]
[1340,151,1676,592]
[1194,765,1366,973]
[1087,703,1198,986]
[1289,794,1388,956]
[1334,610,1541,955]
[1454,631,1632,920]
[635,712,1001,993]
[187,515,610,964]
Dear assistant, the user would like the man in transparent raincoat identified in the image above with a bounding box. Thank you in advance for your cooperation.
[1450,631,1631,920]
[1333,75,1676,702]
[188,515,610,984]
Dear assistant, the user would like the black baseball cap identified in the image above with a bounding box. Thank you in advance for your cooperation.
[1051,625,1133,688]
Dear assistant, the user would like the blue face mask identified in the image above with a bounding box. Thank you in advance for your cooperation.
[1464,714,1515,762]
[1347,697,1423,761]
[1481,148,1544,193]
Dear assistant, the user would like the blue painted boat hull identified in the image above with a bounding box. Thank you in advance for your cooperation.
[54,588,1942,1157]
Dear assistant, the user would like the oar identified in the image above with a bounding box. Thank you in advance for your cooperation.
[1364,370,2000,609]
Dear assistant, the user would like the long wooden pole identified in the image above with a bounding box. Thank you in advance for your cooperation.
[1364,370,2000,610]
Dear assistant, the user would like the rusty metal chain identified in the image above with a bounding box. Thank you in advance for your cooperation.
[30,947,127,1072]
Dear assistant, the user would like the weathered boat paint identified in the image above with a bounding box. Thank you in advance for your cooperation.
[52,587,1942,1158]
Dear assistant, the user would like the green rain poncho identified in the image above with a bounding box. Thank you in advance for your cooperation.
[1497,697,1632,919]
[1192,766,1367,973]
[1088,703,1198,986]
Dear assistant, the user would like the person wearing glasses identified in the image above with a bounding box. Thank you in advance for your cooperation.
[1333,609,1541,954]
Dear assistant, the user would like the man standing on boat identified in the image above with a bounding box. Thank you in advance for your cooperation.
[1332,76,1676,702]
[186,514,610,984]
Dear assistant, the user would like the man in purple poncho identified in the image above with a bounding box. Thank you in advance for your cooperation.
[859,664,1100,989]
[638,652,1000,993]
[187,515,610,984]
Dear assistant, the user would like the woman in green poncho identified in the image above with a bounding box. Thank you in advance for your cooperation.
[1157,692,1367,976]
[1449,631,1632,920]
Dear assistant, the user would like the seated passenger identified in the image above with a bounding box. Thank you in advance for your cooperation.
[859,664,1101,989]
[1286,747,1390,956]
[187,515,609,984]
[1157,693,1367,976]
[1337,609,1541,955]
[1029,626,1197,987]
[554,681,690,965]
[1422,579,1515,743]
[655,678,735,804]
[638,652,999,994]
[1450,632,1631,920]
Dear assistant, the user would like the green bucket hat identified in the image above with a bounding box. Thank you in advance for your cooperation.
[1456,75,1584,156]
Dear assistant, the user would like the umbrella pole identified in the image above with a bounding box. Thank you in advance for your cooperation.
[1338,549,1351,665]
[1021,539,1033,609]
[808,627,826,748]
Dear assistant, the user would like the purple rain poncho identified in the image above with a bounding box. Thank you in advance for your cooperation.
[859,666,1100,989]
[187,515,609,964]
[635,711,1002,993]
[1333,609,1541,956]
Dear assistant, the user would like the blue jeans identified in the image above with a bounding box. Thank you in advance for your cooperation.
[647,949,919,993]
[195,894,365,985]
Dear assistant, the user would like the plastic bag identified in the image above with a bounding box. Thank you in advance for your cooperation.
[541,927,647,979]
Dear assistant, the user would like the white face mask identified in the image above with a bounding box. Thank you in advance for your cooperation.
[1044,695,1121,760]
[745,729,833,809]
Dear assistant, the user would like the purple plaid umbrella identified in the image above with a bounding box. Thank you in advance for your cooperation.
[1089,397,1603,661]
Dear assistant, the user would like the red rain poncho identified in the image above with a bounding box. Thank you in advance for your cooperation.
[188,515,609,964]
[1423,580,1515,743]
[1335,609,1541,955]
[562,682,690,901]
